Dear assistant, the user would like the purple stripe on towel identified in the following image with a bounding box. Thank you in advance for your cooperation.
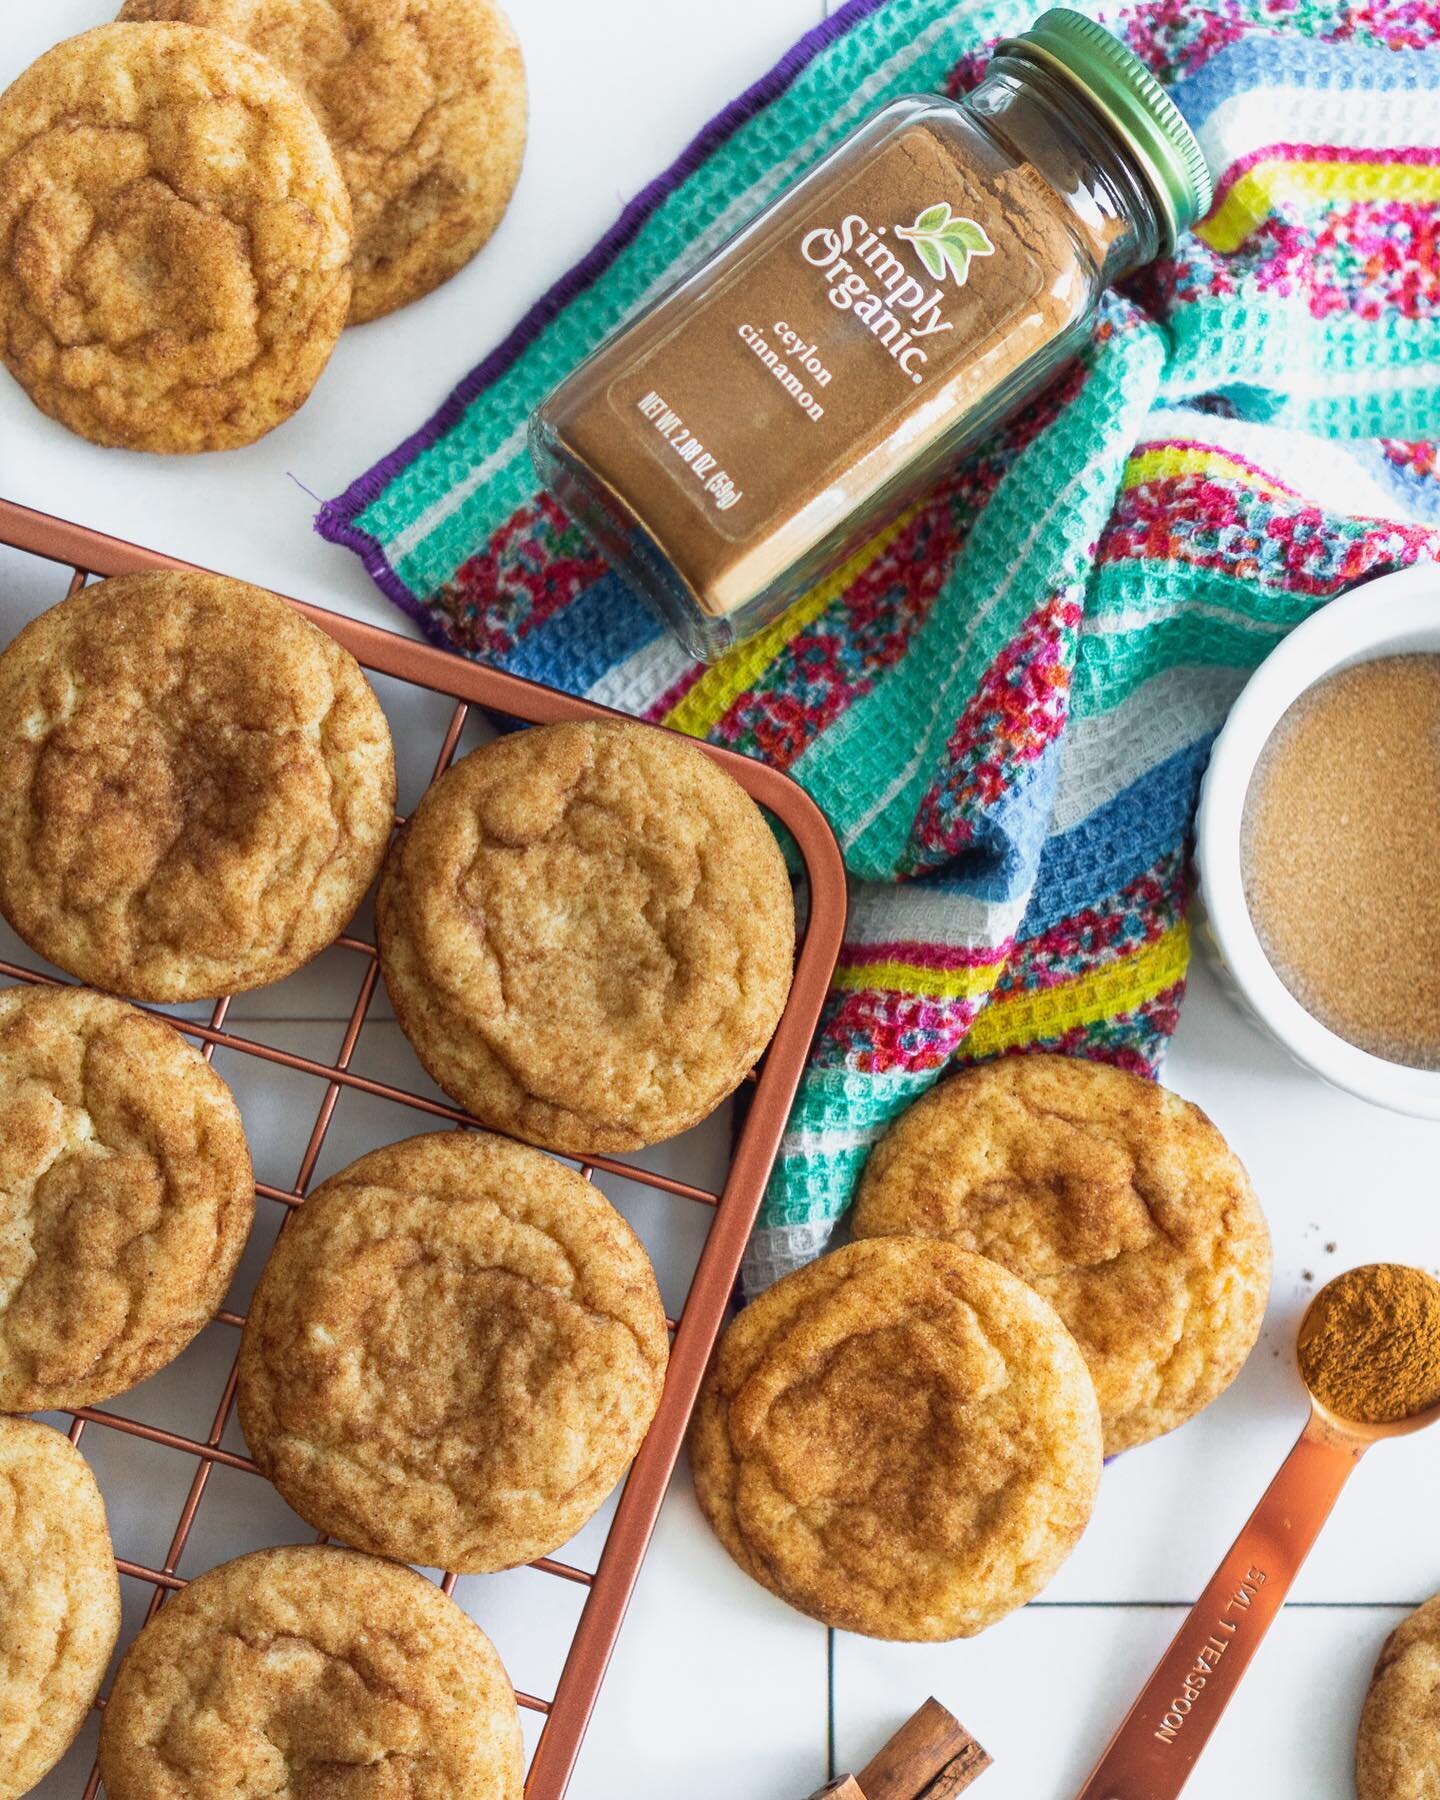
[315,0,894,603]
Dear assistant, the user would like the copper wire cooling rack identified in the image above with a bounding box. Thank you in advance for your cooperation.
[0,496,847,1800]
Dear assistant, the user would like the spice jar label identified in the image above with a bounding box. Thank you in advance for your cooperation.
[578,122,1087,618]
[535,14,1212,658]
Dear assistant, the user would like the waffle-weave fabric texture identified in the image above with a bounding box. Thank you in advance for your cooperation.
[319,0,1440,1294]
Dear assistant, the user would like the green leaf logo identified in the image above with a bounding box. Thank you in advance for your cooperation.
[895,202,995,285]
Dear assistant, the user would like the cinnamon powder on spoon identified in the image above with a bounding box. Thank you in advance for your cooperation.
[1298,1263,1440,1424]
[1240,654,1440,1068]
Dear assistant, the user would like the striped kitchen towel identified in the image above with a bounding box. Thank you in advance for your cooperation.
[318,0,1440,1294]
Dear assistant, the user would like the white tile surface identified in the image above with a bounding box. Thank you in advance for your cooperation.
[832,1603,1404,1799]
[4,3,1440,1798]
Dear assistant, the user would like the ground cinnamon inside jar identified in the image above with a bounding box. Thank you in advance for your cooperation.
[533,11,1208,659]
[548,124,1093,624]
[1298,1263,1440,1424]
[1240,655,1440,1067]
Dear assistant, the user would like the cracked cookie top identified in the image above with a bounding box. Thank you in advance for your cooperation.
[98,1544,523,1799]
[0,1418,120,1800]
[1357,1592,1440,1800]
[852,1054,1272,1454]
[377,719,795,1154]
[689,1237,1102,1640]
[237,1131,669,1572]
[0,983,254,1410]
[0,569,396,1000]
[0,21,352,452]
[118,0,526,324]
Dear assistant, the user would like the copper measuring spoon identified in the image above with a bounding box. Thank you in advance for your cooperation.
[1074,1268,1440,1800]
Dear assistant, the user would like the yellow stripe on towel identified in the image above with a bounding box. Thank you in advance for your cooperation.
[1123,445,1296,500]
[833,956,1008,999]
[962,922,1190,1058]
[1199,159,1440,254]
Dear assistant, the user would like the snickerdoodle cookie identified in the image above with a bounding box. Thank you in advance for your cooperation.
[0,984,253,1411]
[98,1544,523,1798]
[0,23,353,452]
[689,1237,1102,1640]
[0,1418,120,1799]
[119,0,526,324]
[852,1055,1271,1455]
[0,570,395,1001]
[1357,1592,1440,1800]
[377,719,794,1154]
[238,1131,669,1570]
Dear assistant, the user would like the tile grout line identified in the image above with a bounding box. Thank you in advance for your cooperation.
[827,1626,837,1781]
[1019,1599,1419,1610]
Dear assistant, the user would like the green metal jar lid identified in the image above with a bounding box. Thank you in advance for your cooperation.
[997,8,1213,248]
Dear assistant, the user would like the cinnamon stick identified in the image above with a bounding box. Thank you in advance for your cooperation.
[855,1698,991,1800]
[801,1780,867,1800]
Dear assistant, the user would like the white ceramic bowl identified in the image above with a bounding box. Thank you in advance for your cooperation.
[1194,562,1440,1119]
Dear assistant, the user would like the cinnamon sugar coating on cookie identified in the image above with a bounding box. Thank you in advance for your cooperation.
[120,0,526,323]
[0,985,254,1411]
[0,1418,120,1799]
[377,720,794,1153]
[0,23,353,452]
[0,570,396,1001]
[1357,1592,1440,1800]
[689,1238,1102,1640]
[238,1131,669,1571]
[852,1054,1272,1454]
[98,1545,523,1799]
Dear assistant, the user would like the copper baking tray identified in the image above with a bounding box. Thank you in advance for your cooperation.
[0,496,846,1800]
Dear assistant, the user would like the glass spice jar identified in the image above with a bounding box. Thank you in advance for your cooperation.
[531,9,1211,662]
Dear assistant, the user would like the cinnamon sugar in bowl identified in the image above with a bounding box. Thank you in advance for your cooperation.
[1196,567,1440,1117]
[1241,654,1440,1069]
